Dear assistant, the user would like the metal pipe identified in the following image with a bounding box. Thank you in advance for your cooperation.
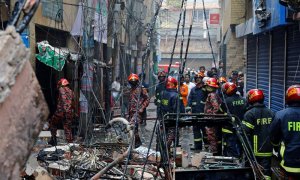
[91,117,133,180]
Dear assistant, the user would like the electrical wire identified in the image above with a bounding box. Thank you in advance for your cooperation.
[166,0,186,77]
[122,1,165,179]
[200,0,266,178]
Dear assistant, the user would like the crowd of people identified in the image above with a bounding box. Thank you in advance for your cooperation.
[46,64,300,179]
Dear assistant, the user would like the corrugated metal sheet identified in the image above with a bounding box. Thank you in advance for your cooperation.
[246,35,257,92]
[270,28,285,112]
[257,34,270,106]
[286,25,300,89]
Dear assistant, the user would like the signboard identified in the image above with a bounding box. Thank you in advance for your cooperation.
[210,13,220,24]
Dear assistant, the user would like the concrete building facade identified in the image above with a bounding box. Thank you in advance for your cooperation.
[159,0,220,73]
[219,0,246,76]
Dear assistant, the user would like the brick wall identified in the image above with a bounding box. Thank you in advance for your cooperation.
[225,31,244,76]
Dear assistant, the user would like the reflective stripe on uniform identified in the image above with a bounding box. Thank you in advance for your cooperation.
[200,101,206,104]
[180,97,183,100]
[194,138,202,142]
[222,128,233,134]
[280,143,300,173]
[192,102,197,105]
[242,120,255,129]
[264,175,271,180]
[254,152,272,157]
[157,99,161,103]
[254,135,258,153]
[253,135,272,157]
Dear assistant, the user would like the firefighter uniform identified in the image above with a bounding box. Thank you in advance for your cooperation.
[242,104,274,179]
[205,92,223,153]
[270,106,300,178]
[270,85,300,179]
[128,86,150,147]
[128,74,150,148]
[223,93,246,157]
[160,77,185,149]
[155,72,166,119]
[188,85,207,150]
[49,79,75,144]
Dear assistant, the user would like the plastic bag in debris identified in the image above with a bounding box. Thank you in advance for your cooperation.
[35,41,69,71]
[134,146,161,159]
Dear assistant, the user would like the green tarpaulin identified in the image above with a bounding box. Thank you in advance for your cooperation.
[35,41,69,71]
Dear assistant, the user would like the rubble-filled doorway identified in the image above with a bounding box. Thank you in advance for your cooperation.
[35,25,68,115]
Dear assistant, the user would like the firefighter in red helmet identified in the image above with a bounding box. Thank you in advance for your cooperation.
[49,78,75,146]
[222,82,246,158]
[127,73,150,148]
[242,89,274,180]
[160,77,185,151]
[204,78,223,154]
[270,85,300,180]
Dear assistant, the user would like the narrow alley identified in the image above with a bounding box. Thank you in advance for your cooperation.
[0,0,300,180]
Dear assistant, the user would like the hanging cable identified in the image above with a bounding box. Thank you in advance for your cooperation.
[121,1,164,179]
[201,0,266,178]
[166,0,186,77]
[173,0,188,162]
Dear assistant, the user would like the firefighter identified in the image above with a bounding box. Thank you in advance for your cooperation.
[127,73,150,148]
[242,89,274,180]
[204,78,223,154]
[188,72,207,151]
[180,75,189,107]
[270,85,300,179]
[155,71,166,119]
[49,78,75,146]
[222,82,246,158]
[160,77,185,150]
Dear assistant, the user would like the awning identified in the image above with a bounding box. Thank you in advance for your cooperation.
[236,18,254,38]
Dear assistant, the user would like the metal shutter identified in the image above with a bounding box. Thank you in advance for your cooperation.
[286,25,300,89]
[257,34,270,106]
[270,28,285,112]
[246,35,257,92]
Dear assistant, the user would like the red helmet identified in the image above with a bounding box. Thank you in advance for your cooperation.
[247,89,264,104]
[128,73,139,82]
[57,78,69,88]
[286,85,300,104]
[158,71,166,77]
[219,77,227,84]
[166,77,178,89]
[223,82,237,96]
[206,78,219,88]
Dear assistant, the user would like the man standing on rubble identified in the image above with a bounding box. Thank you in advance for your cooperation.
[127,73,150,148]
[270,85,300,180]
[222,82,246,158]
[242,89,274,180]
[204,78,223,154]
[155,71,166,119]
[188,72,207,151]
[160,77,185,150]
[49,78,75,146]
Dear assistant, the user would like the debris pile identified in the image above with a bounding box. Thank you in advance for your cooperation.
[23,118,164,179]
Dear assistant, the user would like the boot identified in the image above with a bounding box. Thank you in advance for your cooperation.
[48,136,57,146]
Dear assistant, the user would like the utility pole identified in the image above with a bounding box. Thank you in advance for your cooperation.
[80,0,95,142]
